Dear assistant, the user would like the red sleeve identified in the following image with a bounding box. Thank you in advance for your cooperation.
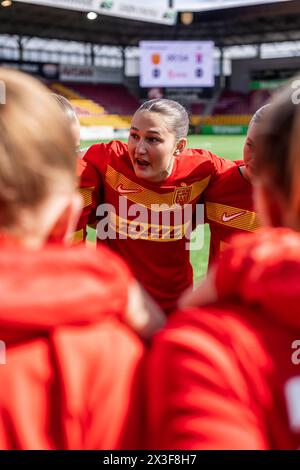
[146,308,269,450]
[0,244,134,331]
[215,228,300,322]
[52,317,145,449]
[76,144,109,239]
[209,152,235,182]
[200,152,234,223]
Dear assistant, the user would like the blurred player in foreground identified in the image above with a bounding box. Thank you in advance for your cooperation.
[145,83,300,449]
[0,69,162,450]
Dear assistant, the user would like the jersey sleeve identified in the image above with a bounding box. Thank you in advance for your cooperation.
[214,228,300,321]
[75,144,108,242]
[193,152,232,227]
[145,307,269,450]
[209,151,235,183]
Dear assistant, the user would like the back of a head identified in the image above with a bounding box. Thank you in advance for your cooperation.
[0,69,76,227]
[249,104,270,128]
[137,98,189,140]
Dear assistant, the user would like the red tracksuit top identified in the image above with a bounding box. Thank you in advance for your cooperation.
[146,228,300,449]
[0,238,144,449]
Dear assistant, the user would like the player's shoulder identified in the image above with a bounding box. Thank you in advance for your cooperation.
[220,161,243,182]
[107,140,128,156]
[182,147,215,162]
[151,303,258,370]
[82,140,128,170]
[84,140,127,158]
[207,160,243,191]
[184,148,235,174]
[175,148,218,178]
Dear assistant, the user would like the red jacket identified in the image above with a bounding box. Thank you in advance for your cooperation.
[146,228,300,449]
[0,239,144,449]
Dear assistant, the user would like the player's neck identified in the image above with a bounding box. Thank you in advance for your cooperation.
[239,165,251,183]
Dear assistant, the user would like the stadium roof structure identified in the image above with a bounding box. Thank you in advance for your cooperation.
[1,0,300,48]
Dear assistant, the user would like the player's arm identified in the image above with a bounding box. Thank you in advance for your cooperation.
[75,145,104,242]
[192,151,234,228]
[146,308,269,450]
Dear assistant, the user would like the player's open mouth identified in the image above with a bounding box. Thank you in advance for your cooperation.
[136,158,150,167]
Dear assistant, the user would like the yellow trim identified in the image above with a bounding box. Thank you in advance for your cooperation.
[79,187,94,208]
[108,212,191,242]
[105,165,210,210]
[206,201,260,232]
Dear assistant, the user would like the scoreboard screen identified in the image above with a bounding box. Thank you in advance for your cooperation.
[139,41,214,88]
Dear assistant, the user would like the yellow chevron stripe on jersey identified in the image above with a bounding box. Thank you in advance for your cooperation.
[108,212,191,242]
[105,165,210,210]
[79,187,94,208]
[206,201,261,232]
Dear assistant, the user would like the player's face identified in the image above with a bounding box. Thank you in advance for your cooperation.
[128,111,180,183]
[243,122,259,180]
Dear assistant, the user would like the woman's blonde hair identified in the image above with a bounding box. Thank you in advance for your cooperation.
[0,68,77,226]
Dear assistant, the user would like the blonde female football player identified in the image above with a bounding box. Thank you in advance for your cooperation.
[0,68,161,449]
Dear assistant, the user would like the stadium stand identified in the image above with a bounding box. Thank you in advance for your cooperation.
[67,83,139,115]
[188,89,271,128]
[190,102,206,115]
[50,82,131,129]
[213,89,271,115]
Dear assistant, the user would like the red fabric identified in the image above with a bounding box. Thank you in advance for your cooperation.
[203,163,260,265]
[215,227,300,328]
[146,228,300,449]
[78,141,234,313]
[0,240,144,449]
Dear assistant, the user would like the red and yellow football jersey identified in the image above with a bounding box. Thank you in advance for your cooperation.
[77,141,234,313]
[203,162,261,265]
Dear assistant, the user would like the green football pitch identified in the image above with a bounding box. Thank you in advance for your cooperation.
[82,134,245,282]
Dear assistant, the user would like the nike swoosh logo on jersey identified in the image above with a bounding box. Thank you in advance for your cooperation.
[116,184,142,194]
[222,211,246,222]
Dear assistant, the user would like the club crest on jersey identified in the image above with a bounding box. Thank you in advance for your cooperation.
[173,184,192,206]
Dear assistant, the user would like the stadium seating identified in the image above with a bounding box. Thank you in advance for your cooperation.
[49,82,131,128]
[189,89,271,127]
[63,82,139,115]
[213,89,270,117]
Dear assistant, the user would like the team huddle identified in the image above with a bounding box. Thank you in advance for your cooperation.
[0,68,299,449]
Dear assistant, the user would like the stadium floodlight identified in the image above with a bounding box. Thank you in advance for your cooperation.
[87,11,98,21]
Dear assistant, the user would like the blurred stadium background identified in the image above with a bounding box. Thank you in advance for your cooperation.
[1,0,300,278]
